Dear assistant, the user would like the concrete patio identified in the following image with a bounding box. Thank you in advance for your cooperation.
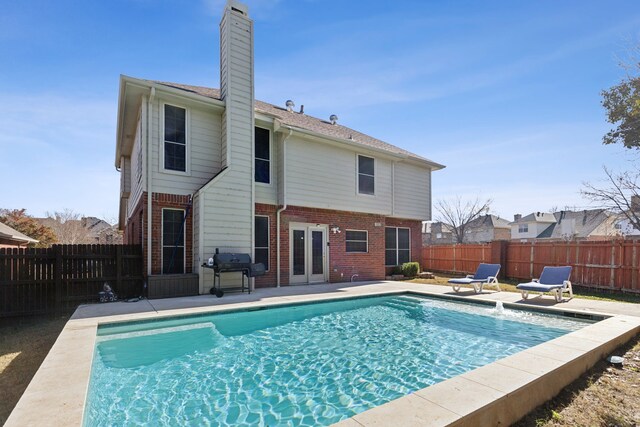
[6,281,640,426]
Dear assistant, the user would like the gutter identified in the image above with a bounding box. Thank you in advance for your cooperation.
[146,87,155,276]
[276,127,293,288]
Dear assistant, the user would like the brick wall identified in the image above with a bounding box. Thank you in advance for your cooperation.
[385,217,423,273]
[123,192,193,276]
[254,204,422,286]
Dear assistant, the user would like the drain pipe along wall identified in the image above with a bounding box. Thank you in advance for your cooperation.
[146,88,155,276]
[276,127,292,288]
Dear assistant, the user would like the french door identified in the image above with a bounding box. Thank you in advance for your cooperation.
[290,224,327,284]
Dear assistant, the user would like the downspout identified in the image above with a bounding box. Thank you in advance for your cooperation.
[276,127,293,288]
[146,88,156,277]
[391,161,396,216]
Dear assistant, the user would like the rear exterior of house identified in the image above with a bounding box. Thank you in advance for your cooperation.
[115,1,444,296]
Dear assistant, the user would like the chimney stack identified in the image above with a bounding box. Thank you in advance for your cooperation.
[514,214,522,222]
[631,195,640,212]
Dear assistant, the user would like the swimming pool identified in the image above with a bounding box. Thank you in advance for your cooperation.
[83,294,594,426]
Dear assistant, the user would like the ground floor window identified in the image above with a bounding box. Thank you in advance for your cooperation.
[255,216,269,270]
[346,230,368,253]
[385,227,410,266]
[162,209,185,274]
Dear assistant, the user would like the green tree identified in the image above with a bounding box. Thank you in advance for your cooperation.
[602,74,640,149]
[0,209,58,247]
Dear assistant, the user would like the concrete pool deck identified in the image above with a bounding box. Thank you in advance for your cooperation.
[6,281,640,426]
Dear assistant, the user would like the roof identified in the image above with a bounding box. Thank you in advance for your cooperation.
[136,78,444,169]
[467,214,511,230]
[0,221,39,244]
[511,212,557,224]
[548,209,613,239]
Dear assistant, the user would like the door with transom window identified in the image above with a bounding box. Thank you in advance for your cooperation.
[289,223,327,284]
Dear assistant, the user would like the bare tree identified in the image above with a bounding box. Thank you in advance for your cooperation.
[44,209,93,244]
[582,166,640,232]
[435,197,492,243]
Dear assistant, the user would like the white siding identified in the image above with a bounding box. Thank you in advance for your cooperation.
[128,109,144,219]
[393,162,431,221]
[120,156,131,195]
[192,193,200,272]
[285,136,393,215]
[151,98,223,195]
[198,6,254,293]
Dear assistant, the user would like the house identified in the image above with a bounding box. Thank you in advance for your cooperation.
[114,1,444,296]
[511,210,621,241]
[0,221,38,248]
[422,221,455,245]
[463,214,511,243]
[510,212,557,241]
[538,210,620,241]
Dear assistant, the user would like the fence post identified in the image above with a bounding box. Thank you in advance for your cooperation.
[633,240,637,291]
[452,245,456,272]
[116,245,123,293]
[490,241,508,279]
[529,241,535,278]
[54,245,62,314]
[610,241,616,288]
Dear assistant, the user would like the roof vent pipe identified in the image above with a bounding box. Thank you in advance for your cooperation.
[299,105,304,114]
[330,114,338,125]
[285,100,295,112]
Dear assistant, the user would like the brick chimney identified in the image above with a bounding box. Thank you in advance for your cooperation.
[514,214,522,222]
[631,195,640,212]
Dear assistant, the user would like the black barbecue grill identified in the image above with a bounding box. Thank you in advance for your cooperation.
[201,250,265,297]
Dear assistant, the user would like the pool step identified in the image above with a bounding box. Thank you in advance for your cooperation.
[384,297,423,311]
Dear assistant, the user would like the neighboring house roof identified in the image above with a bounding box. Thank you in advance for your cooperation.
[118,77,445,170]
[467,214,510,230]
[547,209,615,239]
[536,223,556,239]
[0,221,39,244]
[510,212,557,224]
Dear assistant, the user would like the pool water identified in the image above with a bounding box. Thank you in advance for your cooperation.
[84,294,593,426]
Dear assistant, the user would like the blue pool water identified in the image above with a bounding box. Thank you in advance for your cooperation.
[84,294,593,426]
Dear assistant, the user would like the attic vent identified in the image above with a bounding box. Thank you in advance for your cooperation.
[329,114,338,125]
[231,7,245,15]
[285,100,295,112]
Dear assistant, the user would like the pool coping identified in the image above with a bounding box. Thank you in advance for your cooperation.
[5,281,640,427]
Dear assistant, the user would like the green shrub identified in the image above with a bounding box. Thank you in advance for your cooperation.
[401,262,420,277]
[390,265,403,275]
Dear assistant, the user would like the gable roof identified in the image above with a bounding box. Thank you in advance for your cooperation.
[0,221,39,244]
[467,214,511,230]
[116,76,444,170]
[511,212,557,224]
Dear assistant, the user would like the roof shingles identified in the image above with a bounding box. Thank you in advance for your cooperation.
[154,80,443,168]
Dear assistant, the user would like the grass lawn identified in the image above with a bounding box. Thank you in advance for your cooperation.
[0,315,69,425]
[409,274,640,304]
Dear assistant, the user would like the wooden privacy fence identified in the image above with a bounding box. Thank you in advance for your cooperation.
[422,240,640,293]
[0,245,143,317]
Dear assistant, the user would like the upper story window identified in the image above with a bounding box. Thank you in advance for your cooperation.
[255,127,270,184]
[164,104,186,172]
[358,155,375,195]
[518,224,528,233]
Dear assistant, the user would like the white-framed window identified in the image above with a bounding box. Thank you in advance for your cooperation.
[162,208,185,274]
[385,227,410,266]
[518,224,528,233]
[163,103,187,173]
[255,127,270,184]
[357,155,375,195]
[345,230,368,253]
[254,215,269,270]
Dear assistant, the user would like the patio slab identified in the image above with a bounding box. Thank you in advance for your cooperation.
[5,280,640,427]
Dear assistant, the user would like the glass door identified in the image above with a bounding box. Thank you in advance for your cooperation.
[289,224,327,284]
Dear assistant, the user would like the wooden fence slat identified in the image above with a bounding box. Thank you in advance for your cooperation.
[1,244,143,317]
[422,239,640,293]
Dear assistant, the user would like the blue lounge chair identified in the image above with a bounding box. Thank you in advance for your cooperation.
[448,263,501,293]
[516,266,573,303]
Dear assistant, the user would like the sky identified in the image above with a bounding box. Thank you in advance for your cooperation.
[1,0,639,223]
